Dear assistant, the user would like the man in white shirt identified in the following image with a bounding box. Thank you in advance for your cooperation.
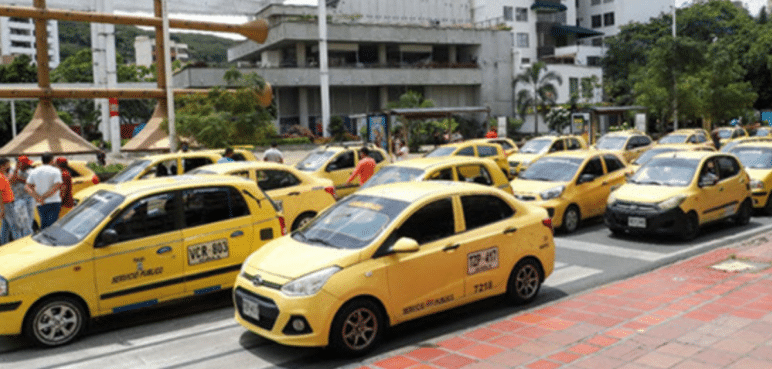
[395,139,409,161]
[25,153,63,229]
[263,141,284,164]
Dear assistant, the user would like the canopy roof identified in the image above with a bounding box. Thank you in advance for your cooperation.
[121,102,173,152]
[552,24,603,39]
[386,106,491,119]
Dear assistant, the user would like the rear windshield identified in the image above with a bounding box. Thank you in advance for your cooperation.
[106,160,151,183]
[34,190,125,246]
[425,147,456,158]
[730,147,772,169]
[519,139,552,154]
[633,148,679,166]
[658,134,687,144]
[295,150,336,171]
[595,136,627,150]
[359,166,425,191]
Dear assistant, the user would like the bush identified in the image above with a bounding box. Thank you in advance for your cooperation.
[254,137,312,146]
[87,162,125,173]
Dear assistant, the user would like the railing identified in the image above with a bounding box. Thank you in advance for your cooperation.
[272,61,479,69]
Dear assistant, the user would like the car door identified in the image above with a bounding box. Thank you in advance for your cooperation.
[325,150,357,197]
[182,156,215,173]
[715,155,747,219]
[386,197,466,319]
[574,156,608,218]
[456,164,494,187]
[458,194,518,299]
[696,158,724,223]
[256,169,304,229]
[93,191,184,313]
[181,186,255,293]
[549,139,565,153]
[601,154,628,199]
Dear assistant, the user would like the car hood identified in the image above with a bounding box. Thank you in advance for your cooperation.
[73,183,116,200]
[746,168,772,181]
[246,236,362,280]
[0,237,74,281]
[511,180,569,195]
[612,184,687,203]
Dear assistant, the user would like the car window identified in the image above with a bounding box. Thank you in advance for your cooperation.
[461,195,514,231]
[581,157,604,177]
[456,165,493,185]
[142,159,176,178]
[639,136,652,146]
[716,156,740,179]
[687,135,698,144]
[700,158,719,179]
[108,192,178,243]
[695,134,707,143]
[326,151,355,171]
[231,153,247,161]
[567,138,581,150]
[393,198,455,245]
[183,157,214,173]
[494,140,513,150]
[732,130,742,138]
[456,146,475,156]
[231,170,251,180]
[256,170,300,191]
[182,187,249,228]
[603,154,625,173]
[427,168,453,181]
[296,150,336,171]
[477,145,498,157]
[550,140,565,152]
[367,150,385,163]
[625,137,636,150]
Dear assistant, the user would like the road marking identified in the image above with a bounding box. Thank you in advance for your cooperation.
[544,265,602,287]
[554,261,568,269]
[556,239,666,261]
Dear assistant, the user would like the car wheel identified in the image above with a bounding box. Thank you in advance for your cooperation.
[734,199,752,226]
[680,212,699,241]
[291,212,316,231]
[329,299,384,356]
[506,259,542,304]
[764,195,772,216]
[561,205,580,234]
[609,226,625,237]
[24,296,86,347]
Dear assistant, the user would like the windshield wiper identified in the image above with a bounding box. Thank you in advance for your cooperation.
[305,237,340,249]
[635,180,663,185]
[39,232,58,246]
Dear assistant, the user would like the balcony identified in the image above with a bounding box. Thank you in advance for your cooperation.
[530,1,568,14]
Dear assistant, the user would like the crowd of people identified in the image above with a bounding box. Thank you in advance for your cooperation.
[0,152,74,245]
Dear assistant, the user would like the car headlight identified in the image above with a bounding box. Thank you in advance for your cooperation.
[281,266,341,297]
[540,185,565,200]
[656,195,687,211]
[0,276,7,296]
[751,179,764,191]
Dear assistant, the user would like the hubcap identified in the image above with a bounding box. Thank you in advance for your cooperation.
[297,216,312,229]
[565,209,579,231]
[35,303,80,344]
[341,308,377,350]
[515,264,539,299]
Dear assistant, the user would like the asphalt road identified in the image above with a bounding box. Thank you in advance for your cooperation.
[3,210,771,369]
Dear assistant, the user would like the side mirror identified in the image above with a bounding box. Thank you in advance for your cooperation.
[391,237,419,253]
[97,228,119,247]
[578,174,596,184]
[326,163,338,172]
[699,175,718,187]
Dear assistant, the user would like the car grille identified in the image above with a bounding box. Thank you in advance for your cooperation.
[613,201,658,212]
[509,161,519,168]
[234,287,280,331]
[514,193,538,201]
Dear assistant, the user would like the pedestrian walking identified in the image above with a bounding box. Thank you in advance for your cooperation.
[9,155,35,239]
[347,147,376,185]
[56,157,75,215]
[25,153,63,230]
[263,141,284,164]
[0,158,15,245]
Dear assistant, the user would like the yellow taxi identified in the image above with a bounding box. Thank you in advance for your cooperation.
[720,136,772,153]
[629,143,715,172]
[593,130,653,163]
[751,127,772,137]
[200,148,259,162]
[507,135,587,177]
[190,162,336,230]
[425,140,511,179]
[358,156,514,195]
[605,151,752,240]
[233,181,554,355]
[726,142,772,214]
[657,128,713,148]
[510,150,628,233]
[294,144,390,198]
[477,137,519,155]
[713,126,749,146]
[0,175,285,347]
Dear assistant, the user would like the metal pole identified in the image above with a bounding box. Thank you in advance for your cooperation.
[104,0,120,154]
[672,0,678,131]
[159,0,176,152]
[318,0,330,137]
[10,100,16,137]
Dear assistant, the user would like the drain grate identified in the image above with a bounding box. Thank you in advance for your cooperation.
[711,259,769,272]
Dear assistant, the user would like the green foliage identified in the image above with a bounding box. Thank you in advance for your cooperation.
[328,116,347,141]
[545,107,571,133]
[255,137,312,146]
[0,57,37,145]
[507,117,525,137]
[87,162,126,174]
[515,62,562,134]
[386,91,436,151]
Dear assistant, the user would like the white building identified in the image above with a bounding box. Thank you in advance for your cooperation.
[133,35,189,67]
[0,17,60,68]
[576,0,673,48]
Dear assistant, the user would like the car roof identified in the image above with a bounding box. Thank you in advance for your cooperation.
[104,175,249,196]
[193,161,291,173]
[388,156,495,169]
[545,150,617,159]
[139,151,222,161]
[730,141,772,149]
[662,150,718,160]
[355,181,497,203]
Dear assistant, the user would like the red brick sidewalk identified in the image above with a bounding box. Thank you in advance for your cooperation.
[360,239,772,369]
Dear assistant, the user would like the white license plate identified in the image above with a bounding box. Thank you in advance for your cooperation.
[242,297,260,321]
[467,247,499,275]
[187,239,229,265]
[628,217,646,228]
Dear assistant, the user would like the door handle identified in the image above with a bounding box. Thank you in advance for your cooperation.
[719,187,724,192]
[231,230,244,238]
[156,246,172,255]
[443,243,460,252]
[288,192,300,196]
[602,181,609,186]
[503,227,518,234]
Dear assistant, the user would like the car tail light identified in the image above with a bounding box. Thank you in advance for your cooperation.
[542,218,553,232]
[278,216,287,236]
[92,175,100,184]
[324,186,336,199]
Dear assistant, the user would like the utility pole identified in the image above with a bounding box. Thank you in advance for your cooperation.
[672,0,678,131]
[318,0,331,138]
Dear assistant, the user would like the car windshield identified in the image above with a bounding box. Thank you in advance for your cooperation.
[730,147,772,169]
[295,150,336,171]
[106,160,151,183]
[33,190,125,246]
[629,157,699,187]
[633,148,679,165]
[518,157,583,182]
[754,128,770,137]
[425,147,457,157]
[658,134,687,144]
[720,141,740,152]
[292,195,408,250]
[519,139,552,154]
[359,166,425,191]
[595,136,627,150]
[716,130,732,139]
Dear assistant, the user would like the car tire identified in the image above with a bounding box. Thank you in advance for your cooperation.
[734,199,752,226]
[609,226,625,237]
[328,299,384,357]
[561,205,580,234]
[24,296,87,347]
[291,212,316,231]
[506,259,542,304]
[680,212,699,241]
[764,195,772,216]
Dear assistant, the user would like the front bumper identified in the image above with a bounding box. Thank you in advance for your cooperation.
[752,191,768,208]
[0,296,31,336]
[233,274,340,347]
[604,202,687,236]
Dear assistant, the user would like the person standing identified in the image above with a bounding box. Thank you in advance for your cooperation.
[485,126,498,138]
[9,156,35,239]
[25,153,63,230]
[56,157,75,216]
[217,147,235,163]
[395,139,409,161]
[347,147,376,185]
[263,141,284,164]
[0,158,15,245]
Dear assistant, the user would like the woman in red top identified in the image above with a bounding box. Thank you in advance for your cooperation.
[55,157,74,212]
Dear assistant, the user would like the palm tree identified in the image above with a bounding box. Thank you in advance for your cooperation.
[515,62,562,134]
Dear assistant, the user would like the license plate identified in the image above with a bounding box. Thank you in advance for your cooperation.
[628,217,646,228]
[187,239,229,265]
[467,247,499,275]
[242,297,260,321]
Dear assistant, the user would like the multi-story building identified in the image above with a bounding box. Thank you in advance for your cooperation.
[133,35,189,67]
[0,17,60,68]
[576,0,672,48]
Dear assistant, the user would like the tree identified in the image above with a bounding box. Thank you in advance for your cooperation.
[694,42,757,128]
[514,62,562,134]
[386,90,435,151]
[0,55,37,146]
[545,107,571,133]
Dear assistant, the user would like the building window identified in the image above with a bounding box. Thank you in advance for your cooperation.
[503,6,513,21]
[591,0,601,5]
[517,33,529,48]
[587,56,602,66]
[11,41,32,48]
[604,0,614,3]
[591,37,603,46]
[591,15,602,28]
[569,78,579,96]
[515,7,528,22]
[604,12,615,26]
[521,58,530,64]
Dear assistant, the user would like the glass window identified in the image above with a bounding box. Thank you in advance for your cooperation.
[520,138,553,154]
[141,159,177,179]
[182,187,248,228]
[492,140,514,151]
[517,33,529,48]
[550,140,565,152]
[296,150,336,171]
[367,150,385,163]
[519,157,583,182]
[567,138,582,150]
[477,145,498,157]
[604,12,615,26]
[394,198,455,245]
[326,151,355,171]
[581,157,604,177]
[109,192,178,243]
[456,146,475,156]
[515,7,528,22]
[591,0,601,5]
[461,195,514,231]
[183,157,214,173]
[425,147,456,157]
[503,6,514,21]
[36,191,125,246]
[360,166,424,191]
[603,154,625,172]
[256,170,300,191]
[730,147,772,169]
[427,168,453,181]
[695,134,707,143]
[632,157,700,187]
[591,15,602,28]
[456,165,493,185]
[716,156,740,179]
[596,136,627,150]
